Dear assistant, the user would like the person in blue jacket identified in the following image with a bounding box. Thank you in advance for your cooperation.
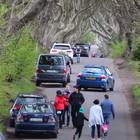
[101,94,115,125]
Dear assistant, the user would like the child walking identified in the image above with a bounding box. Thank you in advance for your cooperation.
[73,106,88,140]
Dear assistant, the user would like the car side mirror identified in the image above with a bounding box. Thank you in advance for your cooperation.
[9,99,15,104]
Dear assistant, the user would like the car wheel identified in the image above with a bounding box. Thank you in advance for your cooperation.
[36,80,41,86]
[9,119,14,127]
[53,133,57,138]
[110,81,115,91]
[62,82,67,87]
[15,131,21,137]
[83,87,88,91]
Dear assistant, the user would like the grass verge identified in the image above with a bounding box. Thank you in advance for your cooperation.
[132,84,140,106]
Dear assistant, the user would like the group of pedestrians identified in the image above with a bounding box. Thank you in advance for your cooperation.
[54,84,115,140]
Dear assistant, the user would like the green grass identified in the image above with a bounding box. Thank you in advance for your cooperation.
[109,40,126,58]
[132,84,140,106]
[0,24,38,133]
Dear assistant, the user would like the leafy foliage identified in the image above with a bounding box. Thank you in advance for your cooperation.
[109,40,126,58]
[0,25,37,132]
[80,30,95,44]
[132,36,140,60]
[132,84,140,106]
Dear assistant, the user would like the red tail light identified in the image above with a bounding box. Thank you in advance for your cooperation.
[100,75,107,79]
[13,104,21,110]
[36,68,42,74]
[64,69,68,74]
[48,115,56,123]
[77,73,82,78]
[16,115,24,122]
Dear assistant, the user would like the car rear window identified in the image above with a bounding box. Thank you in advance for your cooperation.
[39,55,64,65]
[84,67,105,74]
[54,45,70,50]
[16,97,45,105]
[21,104,52,113]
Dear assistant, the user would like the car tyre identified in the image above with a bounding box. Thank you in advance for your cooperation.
[36,81,41,86]
[110,82,115,91]
[15,131,21,138]
[83,87,88,91]
[9,119,14,127]
[53,133,57,138]
[62,82,67,87]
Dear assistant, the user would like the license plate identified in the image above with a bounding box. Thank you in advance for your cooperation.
[87,77,96,80]
[46,70,57,73]
[30,118,42,122]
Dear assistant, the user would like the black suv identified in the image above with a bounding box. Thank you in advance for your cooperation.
[75,43,90,57]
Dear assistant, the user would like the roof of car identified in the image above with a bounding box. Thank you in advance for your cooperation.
[18,94,44,98]
[53,43,71,46]
[39,54,64,57]
[84,64,106,68]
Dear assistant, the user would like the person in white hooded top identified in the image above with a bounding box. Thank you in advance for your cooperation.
[89,99,104,140]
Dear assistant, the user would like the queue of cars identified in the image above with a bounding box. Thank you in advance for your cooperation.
[8,42,115,138]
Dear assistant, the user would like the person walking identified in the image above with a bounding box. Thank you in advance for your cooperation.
[101,94,115,124]
[54,90,65,129]
[76,46,81,63]
[89,99,104,140]
[73,106,88,140]
[69,85,85,128]
[62,90,71,126]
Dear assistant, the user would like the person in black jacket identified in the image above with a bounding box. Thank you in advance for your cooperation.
[69,85,85,128]
[73,106,88,140]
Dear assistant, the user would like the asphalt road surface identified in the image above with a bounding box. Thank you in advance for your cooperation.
[7,56,138,140]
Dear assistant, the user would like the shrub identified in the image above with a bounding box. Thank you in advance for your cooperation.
[109,40,126,58]
[132,84,140,106]
[132,36,140,60]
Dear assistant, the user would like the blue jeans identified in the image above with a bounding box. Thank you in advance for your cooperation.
[77,54,80,63]
[103,113,111,125]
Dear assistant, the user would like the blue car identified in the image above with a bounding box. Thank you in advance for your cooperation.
[77,65,115,92]
[15,103,58,138]
[9,94,47,127]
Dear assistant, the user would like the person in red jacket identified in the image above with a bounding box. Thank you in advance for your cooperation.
[54,90,65,129]
[62,90,71,126]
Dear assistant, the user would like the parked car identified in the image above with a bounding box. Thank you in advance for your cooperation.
[77,64,115,91]
[75,43,90,57]
[15,103,58,138]
[50,43,74,59]
[35,54,71,87]
[9,94,47,127]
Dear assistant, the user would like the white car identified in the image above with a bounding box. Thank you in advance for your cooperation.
[50,43,74,59]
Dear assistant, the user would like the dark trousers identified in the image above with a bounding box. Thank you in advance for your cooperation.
[75,125,83,138]
[71,105,81,127]
[62,106,70,125]
[56,110,64,129]
[91,125,101,138]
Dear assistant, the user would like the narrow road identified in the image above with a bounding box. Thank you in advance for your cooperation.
[7,57,138,140]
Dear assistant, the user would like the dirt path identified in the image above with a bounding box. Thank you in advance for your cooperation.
[114,58,140,139]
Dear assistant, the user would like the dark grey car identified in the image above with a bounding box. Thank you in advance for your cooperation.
[35,54,70,87]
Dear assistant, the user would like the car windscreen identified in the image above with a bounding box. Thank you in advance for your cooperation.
[83,67,105,74]
[16,97,45,105]
[20,104,52,114]
[54,45,70,50]
[39,55,64,65]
